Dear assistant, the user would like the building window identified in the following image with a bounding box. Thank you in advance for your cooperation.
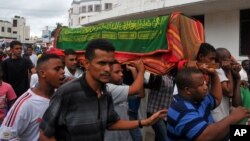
[88,5,93,12]
[13,31,17,34]
[1,27,4,32]
[7,27,11,33]
[82,6,86,13]
[81,16,86,19]
[105,3,112,10]
[240,9,250,55]
[13,19,17,27]
[95,4,101,12]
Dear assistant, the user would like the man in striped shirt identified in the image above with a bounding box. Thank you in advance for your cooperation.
[167,67,250,141]
[0,54,65,141]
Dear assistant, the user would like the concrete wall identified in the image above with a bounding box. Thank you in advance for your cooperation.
[70,3,80,27]
[79,1,101,25]
[0,21,13,38]
[24,26,30,40]
[205,10,248,61]
[69,0,118,26]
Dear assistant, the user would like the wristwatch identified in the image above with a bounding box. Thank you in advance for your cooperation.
[138,119,143,128]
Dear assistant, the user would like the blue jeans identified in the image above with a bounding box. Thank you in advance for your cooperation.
[128,110,143,141]
[147,113,167,141]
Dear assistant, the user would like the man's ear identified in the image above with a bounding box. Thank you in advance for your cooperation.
[38,69,46,78]
[84,59,90,70]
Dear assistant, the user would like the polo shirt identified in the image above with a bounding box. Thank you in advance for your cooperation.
[147,74,174,115]
[167,94,216,141]
[40,74,120,141]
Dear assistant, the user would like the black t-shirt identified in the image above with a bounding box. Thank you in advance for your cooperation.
[1,57,33,97]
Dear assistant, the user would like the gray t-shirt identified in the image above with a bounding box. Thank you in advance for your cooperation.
[105,83,132,141]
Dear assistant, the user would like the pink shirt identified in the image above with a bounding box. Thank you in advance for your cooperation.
[0,81,17,123]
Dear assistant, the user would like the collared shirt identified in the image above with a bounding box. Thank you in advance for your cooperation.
[167,94,216,141]
[147,74,174,114]
[64,67,83,78]
[40,74,120,141]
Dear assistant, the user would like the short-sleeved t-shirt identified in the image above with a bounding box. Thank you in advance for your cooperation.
[211,68,230,122]
[1,57,33,97]
[0,89,49,141]
[105,83,132,141]
[0,82,16,123]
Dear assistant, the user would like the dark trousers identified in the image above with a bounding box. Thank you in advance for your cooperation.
[129,110,143,141]
[147,113,167,141]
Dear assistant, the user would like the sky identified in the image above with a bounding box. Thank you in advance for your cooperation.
[0,0,72,37]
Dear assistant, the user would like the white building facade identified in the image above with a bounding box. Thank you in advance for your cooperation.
[68,0,118,27]
[0,20,13,39]
[0,16,31,44]
[68,0,250,60]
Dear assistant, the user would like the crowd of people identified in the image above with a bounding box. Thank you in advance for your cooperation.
[0,39,249,141]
